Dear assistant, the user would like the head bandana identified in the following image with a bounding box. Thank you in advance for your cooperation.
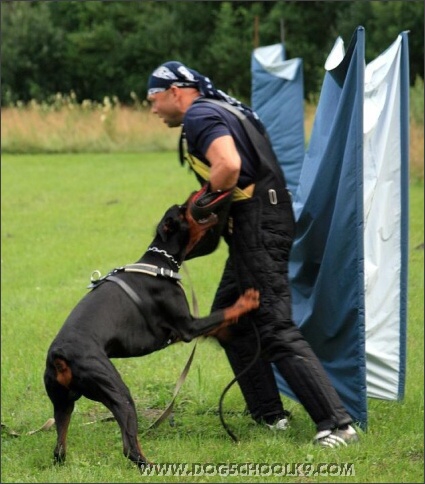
[147,61,256,118]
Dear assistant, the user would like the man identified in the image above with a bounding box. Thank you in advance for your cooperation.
[147,61,359,447]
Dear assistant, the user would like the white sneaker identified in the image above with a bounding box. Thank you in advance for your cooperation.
[266,417,289,431]
[313,425,359,448]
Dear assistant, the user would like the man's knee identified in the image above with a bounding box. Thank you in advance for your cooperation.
[260,323,310,361]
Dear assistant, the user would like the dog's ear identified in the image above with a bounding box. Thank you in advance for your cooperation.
[157,216,180,242]
[157,205,185,242]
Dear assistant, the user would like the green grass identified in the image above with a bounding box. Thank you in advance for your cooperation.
[1,153,424,483]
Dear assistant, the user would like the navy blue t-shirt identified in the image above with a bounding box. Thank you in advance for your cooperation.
[183,100,259,189]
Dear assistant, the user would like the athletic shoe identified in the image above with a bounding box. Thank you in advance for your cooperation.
[265,417,289,431]
[313,425,359,447]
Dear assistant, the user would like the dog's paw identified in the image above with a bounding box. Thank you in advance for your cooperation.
[218,289,260,328]
[236,288,260,312]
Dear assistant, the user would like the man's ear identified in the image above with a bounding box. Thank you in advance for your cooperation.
[169,85,180,99]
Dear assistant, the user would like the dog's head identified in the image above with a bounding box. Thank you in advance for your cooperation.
[183,191,220,257]
[155,204,190,259]
[154,198,218,264]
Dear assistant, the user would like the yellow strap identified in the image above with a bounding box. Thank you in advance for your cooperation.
[186,153,253,201]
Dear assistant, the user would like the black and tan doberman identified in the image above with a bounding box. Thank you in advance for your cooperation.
[44,201,260,469]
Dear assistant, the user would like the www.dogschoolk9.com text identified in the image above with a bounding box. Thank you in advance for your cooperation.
[140,462,355,477]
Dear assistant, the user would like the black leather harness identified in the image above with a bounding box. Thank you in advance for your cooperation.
[88,263,182,314]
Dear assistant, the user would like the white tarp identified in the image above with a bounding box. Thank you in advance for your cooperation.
[363,33,409,400]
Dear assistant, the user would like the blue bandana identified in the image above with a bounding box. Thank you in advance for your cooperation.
[147,61,254,117]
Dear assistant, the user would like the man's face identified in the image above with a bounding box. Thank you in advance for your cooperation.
[147,88,183,128]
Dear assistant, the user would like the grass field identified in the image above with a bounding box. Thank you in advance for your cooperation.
[1,153,424,483]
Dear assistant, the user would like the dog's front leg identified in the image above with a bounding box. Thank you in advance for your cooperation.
[183,288,260,340]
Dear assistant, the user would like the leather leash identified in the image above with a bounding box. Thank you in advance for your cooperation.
[144,340,197,432]
[144,261,199,431]
[1,418,56,437]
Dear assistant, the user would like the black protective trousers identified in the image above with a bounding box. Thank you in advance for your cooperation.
[211,188,352,432]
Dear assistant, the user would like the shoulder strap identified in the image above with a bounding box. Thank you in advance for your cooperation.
[192,98,287,187]
[196,98,247,121]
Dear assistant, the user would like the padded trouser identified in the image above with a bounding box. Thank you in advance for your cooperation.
[217,324,289,424]
[211,257,287,423]
[213,194,352,431]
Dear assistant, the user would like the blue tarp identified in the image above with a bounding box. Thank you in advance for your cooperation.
[273,27,368,428]
[251,28,409,431]
[272,27,409,429]
[251,44,305,196]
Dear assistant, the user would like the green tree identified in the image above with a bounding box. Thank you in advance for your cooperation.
[48,1,137,102]
[2,1,422,105]
[1,2,66,104]
[119,2,221,100]
[335,0,424,84]
[204,2,255,100]
[259,1,351,98]
[46,1,221,103]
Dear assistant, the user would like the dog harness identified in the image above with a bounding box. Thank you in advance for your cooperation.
[88,263,183,314]
[88,263,182,287]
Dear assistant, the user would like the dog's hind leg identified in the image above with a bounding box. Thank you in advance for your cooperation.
[72,356,149,468]
[44,361,79,464]
[53,399,75,464]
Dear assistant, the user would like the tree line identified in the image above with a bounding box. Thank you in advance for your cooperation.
[1,1,423,106]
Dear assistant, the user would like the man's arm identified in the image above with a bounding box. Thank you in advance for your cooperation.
[205,135,241,191]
